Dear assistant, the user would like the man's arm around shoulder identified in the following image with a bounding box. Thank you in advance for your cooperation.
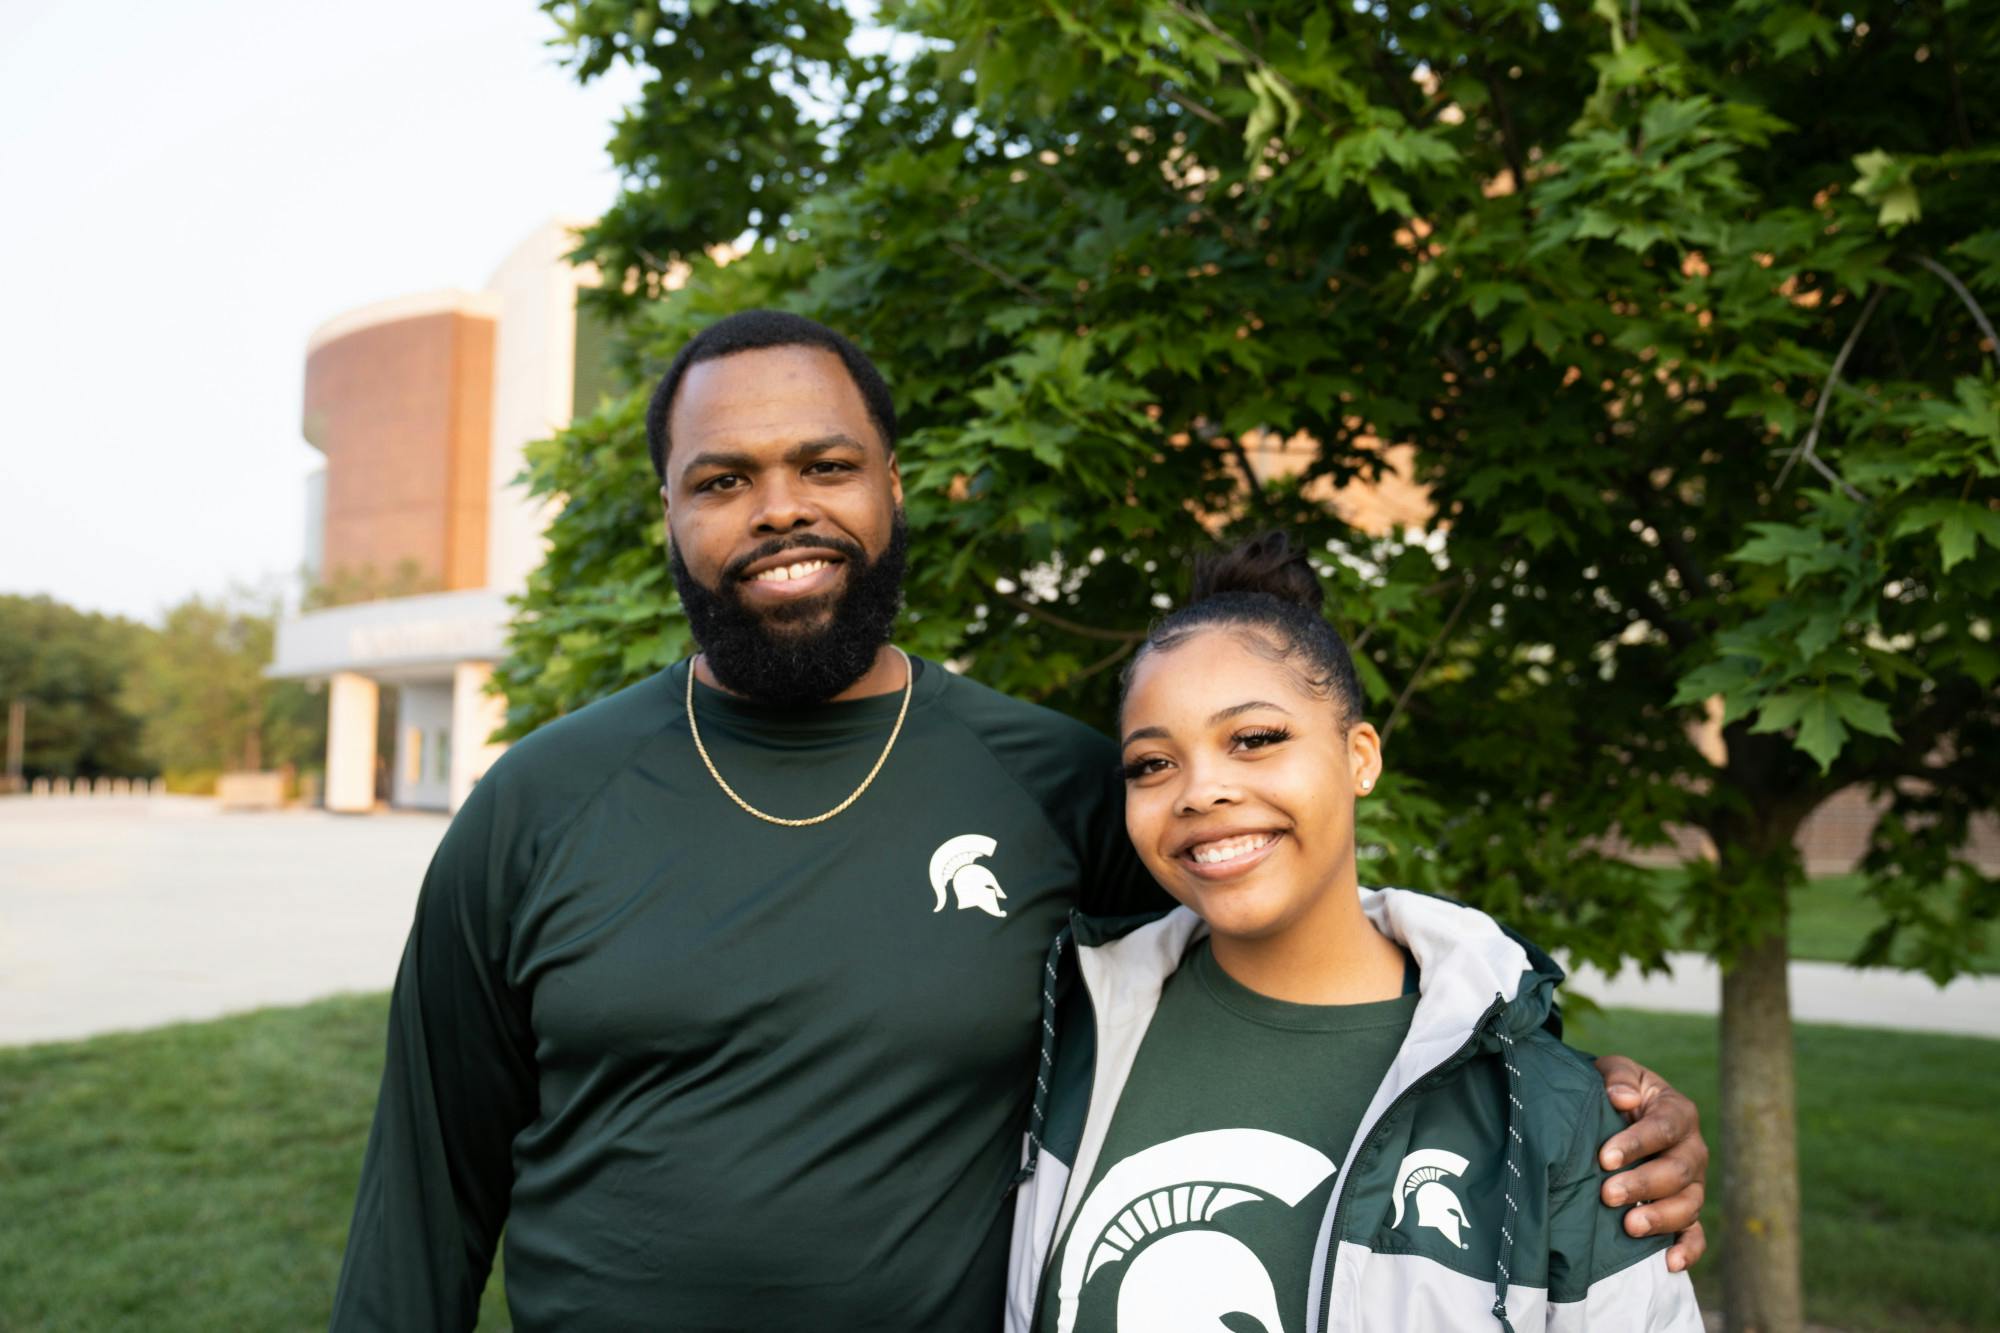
[1544,1072,1704,1331]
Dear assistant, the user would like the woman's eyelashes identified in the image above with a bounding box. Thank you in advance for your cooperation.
[1119,755,1169,782]
[1118,727,1295,782]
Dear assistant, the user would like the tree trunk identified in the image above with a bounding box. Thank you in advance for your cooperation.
[1719,926,1804,1333]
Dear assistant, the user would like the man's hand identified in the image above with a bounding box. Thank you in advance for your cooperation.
[1593,1054,1707,1273]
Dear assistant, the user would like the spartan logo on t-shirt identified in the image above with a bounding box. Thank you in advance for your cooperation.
[1053,1128,1337,1333]
[1391,1147,1472,1249]
[928,833,1008,918]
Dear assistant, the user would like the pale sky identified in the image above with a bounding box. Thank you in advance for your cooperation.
[0,0,644,622]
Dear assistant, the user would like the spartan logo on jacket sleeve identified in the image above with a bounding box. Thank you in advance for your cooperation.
[1391,1147,1472,1250]
[1053,1128,1337,1333]
[928,833,1008,918]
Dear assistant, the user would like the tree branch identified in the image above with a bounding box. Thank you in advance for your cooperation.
[1915,254,2000,362]
[995,589,1148,643]
[1775,285,1882,502]
[1380,571,1479,743]
[1479,58,1533,207]
[1068,639,1140,688]
[1225,435,1279,522]
[1935,1,1975,151]
[1352,572,1464,656]
[1349,575,1461,657]
[945,241,1047,305]
[1166,0,1335,127]
[1154,81,1227,127]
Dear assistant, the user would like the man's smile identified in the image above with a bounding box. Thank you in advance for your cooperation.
[749,557,834,583]
[735,547,849,602]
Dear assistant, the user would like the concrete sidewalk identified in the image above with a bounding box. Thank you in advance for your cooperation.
[1565,951,2000,1038]
[0,796,448,1046]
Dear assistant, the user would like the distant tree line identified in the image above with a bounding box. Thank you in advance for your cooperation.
[0,591,325,790]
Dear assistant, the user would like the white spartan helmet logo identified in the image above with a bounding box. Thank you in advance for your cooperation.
[929,834,1008,918]
[1053,1128,1338,1333]
[1392,1148,1472,1250]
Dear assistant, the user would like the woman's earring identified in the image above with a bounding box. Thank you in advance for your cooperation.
[1359,778,1372,793]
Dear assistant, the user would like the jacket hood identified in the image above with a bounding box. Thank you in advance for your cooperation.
[1069,887,1563,1041]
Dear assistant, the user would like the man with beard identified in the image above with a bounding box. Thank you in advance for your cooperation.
[330,310,1708,1331]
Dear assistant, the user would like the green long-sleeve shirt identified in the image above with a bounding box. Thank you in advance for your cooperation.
[331,656,1159,1331]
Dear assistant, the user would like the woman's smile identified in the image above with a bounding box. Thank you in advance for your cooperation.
[1176,828,1285,878]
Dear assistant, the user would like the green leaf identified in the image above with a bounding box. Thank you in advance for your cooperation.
[1766,7,1837,59]
[1731,523,1820,567]
[1830,687,1899,741]
[1939,512,1979,571]
[1242,68,1281,155]
[1364,177,1414,217]
[1794,610,1843,662]
[1896,500,2000,572]
[1792,692,1849,773]
[1876,184,1922,231]
[1670,656,1759,708]
[1851,148,1922,231]
[1851,150,1896,186]
[1749,688,1812,735]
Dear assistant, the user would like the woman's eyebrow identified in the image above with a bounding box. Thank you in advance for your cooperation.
[1209,699,1292,723]
[1120,700,1292,748]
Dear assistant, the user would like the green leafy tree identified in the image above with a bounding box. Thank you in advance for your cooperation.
[0,595,151,779]
[300,558,442,611]
[507,3,1999,1325]
[122,592,326,788]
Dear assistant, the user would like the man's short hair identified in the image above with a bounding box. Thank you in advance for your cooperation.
[644,309,899,482]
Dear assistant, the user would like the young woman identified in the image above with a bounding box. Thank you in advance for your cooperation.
[1005,533,1700,1333]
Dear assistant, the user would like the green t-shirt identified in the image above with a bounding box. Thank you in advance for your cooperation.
[331,656,1160,1332]
[1040,941,1417,1333]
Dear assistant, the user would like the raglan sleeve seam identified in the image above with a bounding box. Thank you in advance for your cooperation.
[511,706,689,933]
[942,707,1103,870]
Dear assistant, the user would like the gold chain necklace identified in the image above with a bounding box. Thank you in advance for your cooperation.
[685,647,914,827]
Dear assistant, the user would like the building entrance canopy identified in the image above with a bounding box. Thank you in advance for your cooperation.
[269,588,511,681]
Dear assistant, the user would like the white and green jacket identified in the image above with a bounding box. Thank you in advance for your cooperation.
[1004,889,1702,1332]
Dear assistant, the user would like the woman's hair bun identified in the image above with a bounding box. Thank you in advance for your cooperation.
[1189,530,1324,616]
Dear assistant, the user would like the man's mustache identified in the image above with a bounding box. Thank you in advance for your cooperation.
[723,534,867,583]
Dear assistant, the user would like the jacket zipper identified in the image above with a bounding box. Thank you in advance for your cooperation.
[1312,996,1506,1333]
[1028,921,1094,1333]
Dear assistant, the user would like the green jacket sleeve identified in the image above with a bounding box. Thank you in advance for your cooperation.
[329,774,539,1331]
[1544,1088,1702,1330]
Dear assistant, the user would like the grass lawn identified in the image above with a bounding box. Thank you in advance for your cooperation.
[0,993,511,1332]
[1,997,1994,1331]
[1568,1008,2000,1332]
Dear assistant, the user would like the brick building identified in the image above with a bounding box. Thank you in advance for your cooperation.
[270,221,605,812]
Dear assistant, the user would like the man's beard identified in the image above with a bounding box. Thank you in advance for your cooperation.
[670,512,909,708]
